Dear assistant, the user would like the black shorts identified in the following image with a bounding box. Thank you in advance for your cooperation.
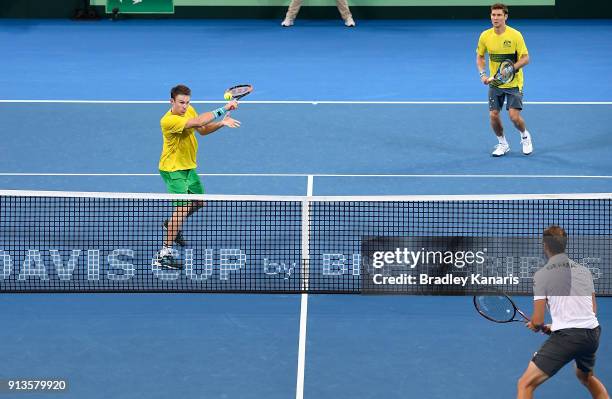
[532,326,601,377]
[488,86,523,111]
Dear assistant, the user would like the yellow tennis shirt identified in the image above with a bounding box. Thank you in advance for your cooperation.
[476,26,528,90]
[158,105,198,172]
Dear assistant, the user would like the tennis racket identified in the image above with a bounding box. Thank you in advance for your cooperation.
[473,292,551,334]
[487,59,515,87]
[225,84,253,100]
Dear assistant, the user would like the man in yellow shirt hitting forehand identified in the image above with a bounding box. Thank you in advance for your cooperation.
[477,3,533,157]
[155,84,240,269]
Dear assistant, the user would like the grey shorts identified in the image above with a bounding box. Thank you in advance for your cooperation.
[532,326,601,377]
[488,86,523,111]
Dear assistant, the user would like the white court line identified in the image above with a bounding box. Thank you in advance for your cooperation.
[1,173,612,179]
[296,293,309,399]
[296,175,313,399]
[0,100,611,105]
[306,175,314,196]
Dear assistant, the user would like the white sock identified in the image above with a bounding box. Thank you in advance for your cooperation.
[520,129,530,140]
[497,136,508,146]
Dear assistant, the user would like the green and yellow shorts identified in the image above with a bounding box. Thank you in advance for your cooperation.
[159,169,204,206]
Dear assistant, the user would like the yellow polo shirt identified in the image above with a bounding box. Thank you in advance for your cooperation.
[158,105,198,172]
[477,26,528,90]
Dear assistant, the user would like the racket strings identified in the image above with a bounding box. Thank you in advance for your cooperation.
[475,296,516,322]
[231,87,249,95]
[496,61,515,83]
[229,85,253,99]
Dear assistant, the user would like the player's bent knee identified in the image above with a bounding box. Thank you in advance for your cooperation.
[517,378,530,393]
[518,374,532,390]
[518,377,541,392]
[517,362,549,392]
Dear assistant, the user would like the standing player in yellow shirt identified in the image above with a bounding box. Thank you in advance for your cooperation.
[155,84,240,269]
[477,3,533,157]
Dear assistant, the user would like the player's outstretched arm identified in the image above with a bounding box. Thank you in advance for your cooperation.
[186,100,238,129]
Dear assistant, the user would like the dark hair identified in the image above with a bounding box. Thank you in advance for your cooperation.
[491,3,508,14]
[171,84,191,99]
[543,225,567,255]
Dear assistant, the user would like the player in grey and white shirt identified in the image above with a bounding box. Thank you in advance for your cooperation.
[516,225,609,399]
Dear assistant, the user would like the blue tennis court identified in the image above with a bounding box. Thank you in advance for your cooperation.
[1,17,611,399]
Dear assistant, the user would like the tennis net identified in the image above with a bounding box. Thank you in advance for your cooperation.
[1,190,610,295]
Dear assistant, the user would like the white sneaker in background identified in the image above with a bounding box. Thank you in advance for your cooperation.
[521,135,533,155]
[345,17,356,27]
[281,18,294,27]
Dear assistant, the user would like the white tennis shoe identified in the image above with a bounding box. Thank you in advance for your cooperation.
[521,135,533,155]
[492,143,510,157]
[153,252,183,270]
